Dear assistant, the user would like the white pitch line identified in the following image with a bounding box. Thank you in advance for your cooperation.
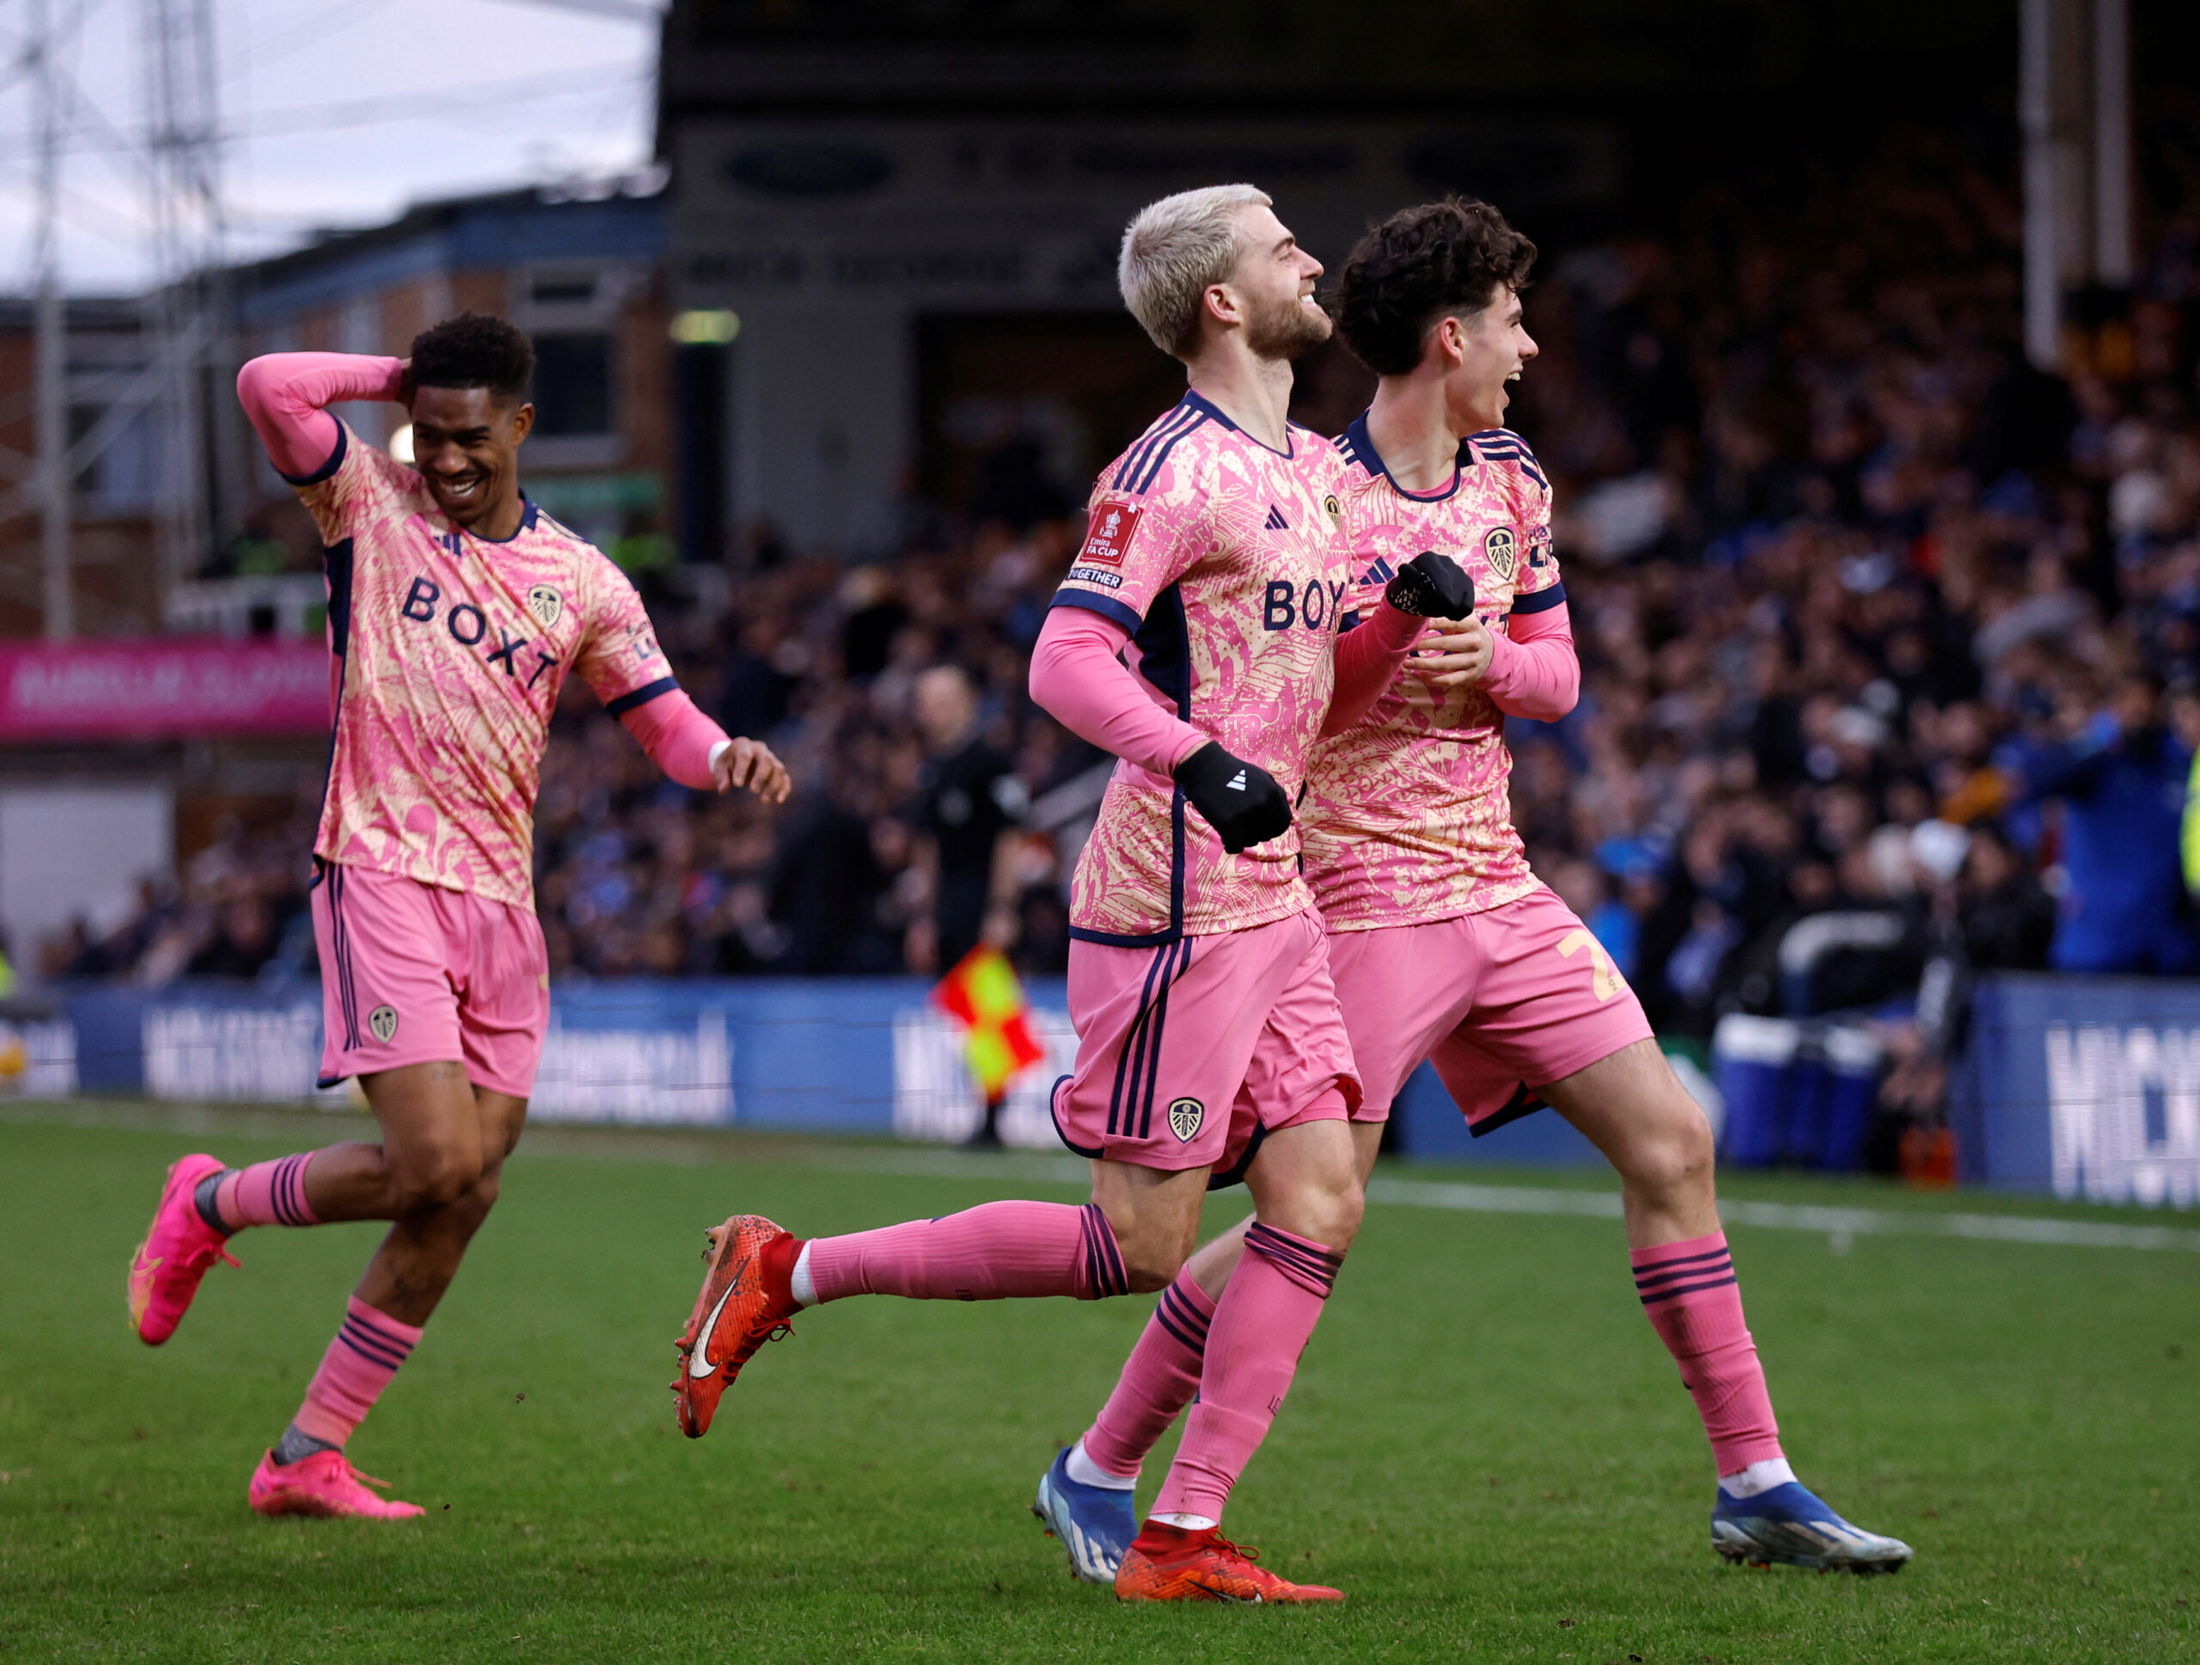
[805,1150,2200,1254]
[1369,1179,2200,1253]
[13,1099,2197,1253]
[795,1145,2200,1253]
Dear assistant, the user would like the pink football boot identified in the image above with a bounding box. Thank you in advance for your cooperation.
[127,1154,239,1345]
[248,1450,425,1520]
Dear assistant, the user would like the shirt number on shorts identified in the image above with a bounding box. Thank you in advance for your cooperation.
[1557,929,1625,1003]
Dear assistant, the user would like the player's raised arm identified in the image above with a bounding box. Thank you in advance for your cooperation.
[235,351,407,481]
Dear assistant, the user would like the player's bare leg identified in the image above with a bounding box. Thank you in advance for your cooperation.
[257,1062,526,1518]
[1540,1038,1716,1247]
[131,1059,528,1519]
[1110,1115,1358,1602]
[314,1064,528,1322]
[1177,1118,1386,1297]
[1042,1119,1381,1582]
[1542,1039,1911,1572]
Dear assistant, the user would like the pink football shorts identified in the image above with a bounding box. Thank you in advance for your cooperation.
[1326,885,1654,1134]
[311,861,550,1099]
[1050,906,1359,1181]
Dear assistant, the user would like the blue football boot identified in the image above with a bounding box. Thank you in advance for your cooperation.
[1712,1481,1914,1574]
[1031,1448,1137,1585]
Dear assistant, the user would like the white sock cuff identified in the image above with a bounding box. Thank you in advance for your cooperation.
[789,1242,818,1308]
[1065,1438,1137,1490]
[1719,1456,1797,1498]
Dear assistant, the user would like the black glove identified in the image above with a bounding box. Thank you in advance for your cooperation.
[1173,741,1292,854]
[1384,550,1476,620]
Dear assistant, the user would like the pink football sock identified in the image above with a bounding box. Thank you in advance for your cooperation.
[1082,1265,1217,1478]
[214,1152,321,1230]
[1632,1230,1784,1474]
[806,1200,1129,1303]
[1152,1223,1341,1522]
[291,1296,423,1447]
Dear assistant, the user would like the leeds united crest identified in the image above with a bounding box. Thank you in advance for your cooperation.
[526,585,564,628]
[1167,1097,1205,1143]
[1483,526,1517,583]
[368,1004,400,1044]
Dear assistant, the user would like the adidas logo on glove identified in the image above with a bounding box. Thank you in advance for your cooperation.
[1171,742,1292,854]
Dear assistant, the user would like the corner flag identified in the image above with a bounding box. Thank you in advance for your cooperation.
[932,946,1045,1100]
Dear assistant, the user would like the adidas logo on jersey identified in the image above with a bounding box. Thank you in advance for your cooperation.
[1226,770,1248,791]
[1263,505,1290,530]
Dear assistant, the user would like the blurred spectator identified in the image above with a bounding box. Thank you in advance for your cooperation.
[907,664,1025,977]
[38,118,2200,1035]
[2000,671,2198,974]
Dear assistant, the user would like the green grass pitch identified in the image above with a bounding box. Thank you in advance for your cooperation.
[3,1099,2196,1663]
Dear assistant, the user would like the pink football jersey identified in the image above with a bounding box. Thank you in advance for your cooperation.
[292,424,674,907]
[1052,393,1355,943]
[1301,418,1566,929]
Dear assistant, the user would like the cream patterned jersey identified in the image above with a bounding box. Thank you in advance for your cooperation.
[1301,417,1566,929]
[1052,392,1355,944]
[294,423,674,907]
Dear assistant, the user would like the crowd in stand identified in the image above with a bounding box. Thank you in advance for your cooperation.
[38,129,2200,1100]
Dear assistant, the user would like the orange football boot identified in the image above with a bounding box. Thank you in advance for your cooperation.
[1114,1522,1345,1603]
[671,1214,800,1438]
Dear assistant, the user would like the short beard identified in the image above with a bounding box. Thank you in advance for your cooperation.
[1245,294,1332,362]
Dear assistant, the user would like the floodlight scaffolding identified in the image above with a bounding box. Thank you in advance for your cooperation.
[8,0,228,638]
[139,0,228,601]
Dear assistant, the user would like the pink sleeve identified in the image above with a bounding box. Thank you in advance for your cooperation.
[1322,601,1424,737]
[235,352,406,480]
[618,687,730,791]
[1483,600,1580,721]
[1030,605,1209,778]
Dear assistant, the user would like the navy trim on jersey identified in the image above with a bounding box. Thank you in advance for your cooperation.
[1049,588,1143,635]
[313,538,356,852]
[1134,584,1193,941]
[1069,922,1187,947]
[1113,400,1208,495]
[604,675,678,718]
[324,536,355,658]
[467,496,540,544]
[1468,429,1549,488]
[1469,1081,1548,1138]
[1067,583,1193,947]
[1339,411,1462,501]
[1136,582,1193,719]
[281,423,348,487]
[1185,388,1297,458]
[458,496,541,546]
[1507,581,1567,615]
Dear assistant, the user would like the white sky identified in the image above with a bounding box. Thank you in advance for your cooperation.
[0,0,661,294]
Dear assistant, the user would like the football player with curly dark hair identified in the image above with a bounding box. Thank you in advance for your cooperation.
[1045,197,1915,1580]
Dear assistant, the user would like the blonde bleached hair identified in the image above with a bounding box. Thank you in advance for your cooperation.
[1118,184,1273,360]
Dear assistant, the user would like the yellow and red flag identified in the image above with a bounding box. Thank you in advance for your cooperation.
[932,945,1045,1100]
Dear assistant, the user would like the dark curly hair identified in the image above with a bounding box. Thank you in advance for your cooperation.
[407,312,535,403]
[1333,198,1537,377]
